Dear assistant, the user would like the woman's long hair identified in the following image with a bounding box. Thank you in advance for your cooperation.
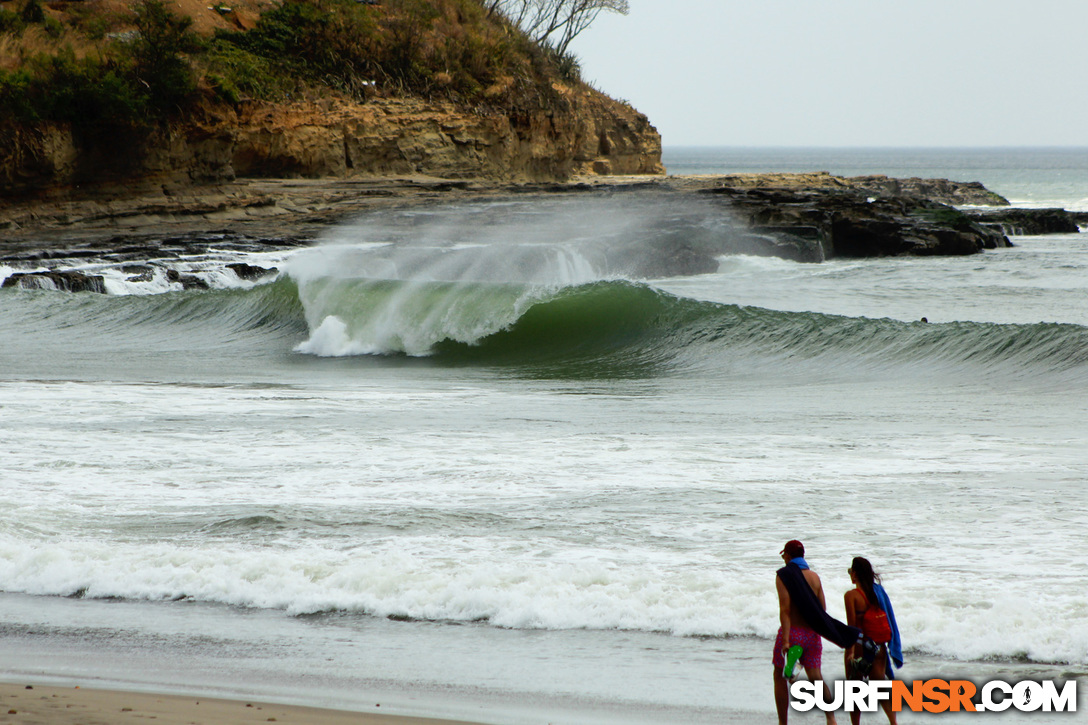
[851,556,882,610]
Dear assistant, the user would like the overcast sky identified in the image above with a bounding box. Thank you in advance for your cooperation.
[569,0,1088,148]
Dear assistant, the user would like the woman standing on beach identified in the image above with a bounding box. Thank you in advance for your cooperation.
[844,557,899,725]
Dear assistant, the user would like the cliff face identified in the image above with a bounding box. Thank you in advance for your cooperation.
[1,84,663,195]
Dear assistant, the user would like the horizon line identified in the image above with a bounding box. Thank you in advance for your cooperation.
[661,144,1088,150]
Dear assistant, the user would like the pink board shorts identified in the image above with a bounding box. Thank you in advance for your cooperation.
[772,625,823,670]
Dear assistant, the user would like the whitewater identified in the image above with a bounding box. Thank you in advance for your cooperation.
[1,148,1086,723]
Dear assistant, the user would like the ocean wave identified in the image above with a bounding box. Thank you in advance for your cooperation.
[291,277,547,357]
[0,276,308,344]
[1,538,1083,665]
[283,268,1088,381]
[6,268,1088,380]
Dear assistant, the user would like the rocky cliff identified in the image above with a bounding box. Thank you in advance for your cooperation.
[2,83,662,195]
[0,0,667,196]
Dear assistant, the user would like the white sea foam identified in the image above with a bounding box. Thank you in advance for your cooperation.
[3,373,1087,667]
[100,266,179,296]
[1,534,1085,665]
[1007,196,1088,213]
[1,251,292,297]
[293,315,375,356]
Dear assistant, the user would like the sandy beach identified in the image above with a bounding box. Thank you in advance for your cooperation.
[0,683,486,725]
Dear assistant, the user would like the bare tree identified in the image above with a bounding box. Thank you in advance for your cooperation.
[484,0,629,56]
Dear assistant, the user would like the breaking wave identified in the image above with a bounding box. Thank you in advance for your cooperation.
[5,265,1088,382]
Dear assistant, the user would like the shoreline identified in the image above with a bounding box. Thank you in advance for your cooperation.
[2,592,1080,725]
[0,683,486,725]
[0,174,670,232]
[0,681,769,725]
[0,591,774,725]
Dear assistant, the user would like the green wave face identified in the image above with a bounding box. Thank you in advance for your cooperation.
[450,285,1088,381]
[285,262,1088,382]
[6,255,1088,383]
[0,277,309,380]
[431,281,709,373]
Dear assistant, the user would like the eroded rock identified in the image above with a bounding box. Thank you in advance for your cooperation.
[2,270,107,293]
[703,185,1009,259]
[964,208,1081,236]
[226,262,278,280]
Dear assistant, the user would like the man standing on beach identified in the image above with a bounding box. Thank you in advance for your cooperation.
[773,540,859,725]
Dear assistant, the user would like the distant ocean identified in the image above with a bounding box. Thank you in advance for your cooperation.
[2,148,1086,723]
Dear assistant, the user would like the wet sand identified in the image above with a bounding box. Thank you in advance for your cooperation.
[0,683,485,725]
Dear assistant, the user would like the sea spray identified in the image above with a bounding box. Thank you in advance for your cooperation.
[286,193,752,356]
[287,246,582,356]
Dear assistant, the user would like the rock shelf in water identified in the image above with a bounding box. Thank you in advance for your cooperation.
[0,172,1079,291]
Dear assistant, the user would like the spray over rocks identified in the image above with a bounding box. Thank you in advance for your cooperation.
[285,193,761,356]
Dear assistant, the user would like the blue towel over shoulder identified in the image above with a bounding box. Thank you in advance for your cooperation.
[873,583,903,669]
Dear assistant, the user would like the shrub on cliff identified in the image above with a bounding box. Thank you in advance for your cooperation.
[207,0,378,100]
[0,3,26,34]
[0,0,196,128]
[130,0,199,111]
[205,0,554,107]
[0,0,582,131]
[0,51,145,124]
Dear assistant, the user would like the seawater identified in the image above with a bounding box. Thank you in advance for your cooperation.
[2,148,1087,723]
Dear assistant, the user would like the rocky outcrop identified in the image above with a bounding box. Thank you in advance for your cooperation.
[964,208,1081,236]
[165,268,210,289]
[2,270,106,293]
[0,86,663,195]
[700,184,1010,259]
[673,172,1009,207]
[226,262,278,280]
[0,173,1018,291]
[845,175,1009,207]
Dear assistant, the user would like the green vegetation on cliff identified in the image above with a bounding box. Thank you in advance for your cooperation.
[0,0,580,131]
[206,0,568,104]
[0,0,198,124]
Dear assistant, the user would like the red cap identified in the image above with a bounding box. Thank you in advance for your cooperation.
[780,540,804,558]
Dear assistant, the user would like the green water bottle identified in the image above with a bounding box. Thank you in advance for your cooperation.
[782,644,804,679]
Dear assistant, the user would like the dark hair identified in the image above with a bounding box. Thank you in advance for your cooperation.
[851,557,882,610]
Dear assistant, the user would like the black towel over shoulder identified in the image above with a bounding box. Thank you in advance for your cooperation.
[777,562,861,649]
